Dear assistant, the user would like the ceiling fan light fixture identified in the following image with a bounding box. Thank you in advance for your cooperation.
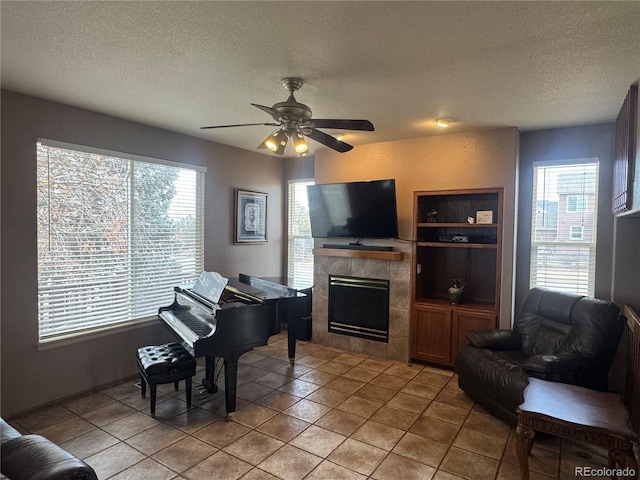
[263,129,288,154]
[201,78,373,154]
[434,118,454,128]
[292,131,308,154]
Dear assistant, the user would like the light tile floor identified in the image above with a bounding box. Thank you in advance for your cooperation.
[8,330,620,480]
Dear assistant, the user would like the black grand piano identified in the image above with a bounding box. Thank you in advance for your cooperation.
[158,273,311,417]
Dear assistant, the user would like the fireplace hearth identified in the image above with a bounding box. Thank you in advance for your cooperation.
[328,274,390,342]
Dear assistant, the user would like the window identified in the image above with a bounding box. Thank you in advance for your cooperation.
[566,195,587,212]
[570,226,584,240]
[287,180,314,288]
[37,140,205,341]
[530,161,598,296]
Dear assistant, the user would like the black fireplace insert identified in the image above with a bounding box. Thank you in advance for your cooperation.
[328,274,390,342]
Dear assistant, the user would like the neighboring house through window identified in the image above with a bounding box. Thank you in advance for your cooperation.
[37,140,205,342]
[530,161,598,296]
[287,180,314,288]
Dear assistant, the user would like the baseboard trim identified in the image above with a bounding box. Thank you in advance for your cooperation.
[3,373,139,423]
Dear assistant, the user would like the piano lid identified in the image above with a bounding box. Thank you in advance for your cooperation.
[236,274,308,299]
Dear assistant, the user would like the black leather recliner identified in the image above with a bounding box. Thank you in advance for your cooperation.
[1,417,98,480]
[455,287,625,425]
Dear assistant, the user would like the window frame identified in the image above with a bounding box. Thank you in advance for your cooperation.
[36,139,206,344]
[286,179,314,289]
[529,159,599,297]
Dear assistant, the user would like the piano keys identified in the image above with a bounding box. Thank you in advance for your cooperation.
[158,274,311,417]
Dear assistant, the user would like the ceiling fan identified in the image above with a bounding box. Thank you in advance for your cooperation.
[200,77,374,155]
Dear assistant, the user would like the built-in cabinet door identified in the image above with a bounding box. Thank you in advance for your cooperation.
[411,305,452,364]
[451,311,497,365]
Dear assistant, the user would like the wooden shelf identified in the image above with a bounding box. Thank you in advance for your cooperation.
[313,248,404,261]
[416,242,497,249]
[417,223,499,228]
[414,297,497,313]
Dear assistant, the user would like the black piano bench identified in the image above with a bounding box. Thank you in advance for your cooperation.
[136,343,196,417]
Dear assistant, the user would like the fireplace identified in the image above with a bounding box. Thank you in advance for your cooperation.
[328,274,390,342]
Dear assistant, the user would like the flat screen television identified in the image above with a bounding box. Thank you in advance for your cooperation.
[307,179,399,239]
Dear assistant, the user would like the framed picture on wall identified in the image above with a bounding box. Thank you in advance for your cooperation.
[235,189,267,243]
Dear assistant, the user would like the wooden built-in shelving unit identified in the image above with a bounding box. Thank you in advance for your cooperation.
[411,188,503,366]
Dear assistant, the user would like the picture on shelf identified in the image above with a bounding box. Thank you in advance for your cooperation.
[476,210,493,224]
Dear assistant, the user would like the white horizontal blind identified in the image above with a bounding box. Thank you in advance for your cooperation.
[530,161,598,296]
[37,141,205,341]
[287,180,314,288]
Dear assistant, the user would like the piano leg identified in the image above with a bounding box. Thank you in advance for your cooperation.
[287,315,296,365]
[223,349,252,419]
[201,356,219,394]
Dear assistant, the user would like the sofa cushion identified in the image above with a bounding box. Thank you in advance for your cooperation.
[517,312,572,357]
[516,290,622,361]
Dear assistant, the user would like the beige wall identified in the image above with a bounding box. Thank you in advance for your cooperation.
[1,90,286,417]
[313,128,520,326]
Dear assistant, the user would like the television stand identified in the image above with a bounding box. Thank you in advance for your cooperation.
[322,243,393,252]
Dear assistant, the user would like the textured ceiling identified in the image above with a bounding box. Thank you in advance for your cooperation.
[2,1,639,157]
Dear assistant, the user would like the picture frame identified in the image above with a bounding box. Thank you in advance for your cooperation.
[476,210,494,224]
[235,189,267,243]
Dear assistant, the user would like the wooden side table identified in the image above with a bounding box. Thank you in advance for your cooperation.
[516,377,638,480]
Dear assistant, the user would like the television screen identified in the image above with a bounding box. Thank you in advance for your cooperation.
[307,179,399,239]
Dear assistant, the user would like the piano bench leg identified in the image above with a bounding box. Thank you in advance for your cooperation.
[186,377,192,407]
[150,384,157,417]
[174,381,179,391]
[140,374,146,398]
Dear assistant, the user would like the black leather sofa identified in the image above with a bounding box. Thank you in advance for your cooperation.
[1,417,98,480]
[455,287,625,425]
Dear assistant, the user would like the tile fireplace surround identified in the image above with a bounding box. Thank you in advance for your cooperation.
[312,244,412,361]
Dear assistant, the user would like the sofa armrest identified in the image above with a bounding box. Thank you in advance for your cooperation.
[1,435,98,480]
[466,329,521,350]
[521,354,595,374]
[1,418,22,443]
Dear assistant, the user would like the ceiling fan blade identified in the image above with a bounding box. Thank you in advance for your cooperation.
[305,129,354,153]
[311,119,374,131]
[200,122,279,130]
[251,103,282,120]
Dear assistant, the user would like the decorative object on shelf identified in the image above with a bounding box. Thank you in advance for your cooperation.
[467,216,475,224]
[476,210,493,224]
[426,209,438,222]
[448,278,465,304]
[235,189,267,243]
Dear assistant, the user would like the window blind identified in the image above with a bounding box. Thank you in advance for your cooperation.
[287,180,314,288]
[530,161,598,296]
[37,140,205,341]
